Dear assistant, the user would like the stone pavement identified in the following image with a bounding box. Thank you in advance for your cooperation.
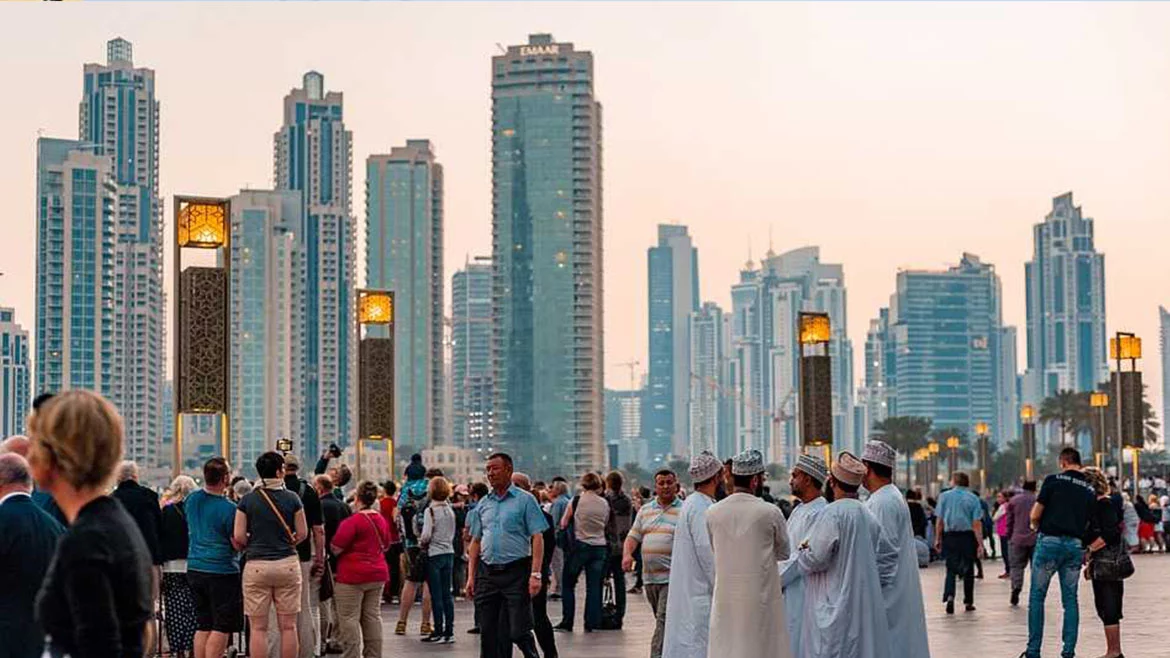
[377,554,1169,657]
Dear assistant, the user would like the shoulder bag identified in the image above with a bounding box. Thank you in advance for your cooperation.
[1090,542,1135,581]
[256,488,298,546]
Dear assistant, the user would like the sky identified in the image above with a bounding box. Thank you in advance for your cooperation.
[1,2,1168,432]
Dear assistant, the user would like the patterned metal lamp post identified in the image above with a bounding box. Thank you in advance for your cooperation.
[798,312,833,465]
[975,422,989,493]
[946,435,960,479]
[928,440,940,496]
[1090,392,1109,470]
[173,197,231,478]
[1110,333,1143,498]
[1020,405,1036,481]
[356,289,395,482]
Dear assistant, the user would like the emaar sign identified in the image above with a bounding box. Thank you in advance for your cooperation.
[520,44,560,56]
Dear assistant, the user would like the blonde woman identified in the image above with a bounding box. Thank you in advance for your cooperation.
[27,390,154,657]
[160,475,199,656]
[420,477,457,643]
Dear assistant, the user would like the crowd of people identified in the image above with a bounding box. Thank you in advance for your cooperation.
[0,387,1163,658]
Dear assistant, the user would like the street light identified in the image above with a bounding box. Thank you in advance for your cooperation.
[946,435,960,478]
[928,440,941,495]
[1110,332,1143,498]
[356,289,395,482]
[798,312,833,465]
[1090,392,1109,470]
[975,422,989,492]
[1021,405,1036,481]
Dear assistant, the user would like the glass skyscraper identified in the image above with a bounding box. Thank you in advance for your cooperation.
[366,140,444,450]
[646,224,699,462]
[866,253,1016,446]
[229,190,305,472]
[79,38,164,465]
[275,71,355,453]
[491,34,603,474]
[1,307,30,437]
[35,138,118,400]
[688,302,732,457]
[1023,192,1107,412]
[452,257,493,450]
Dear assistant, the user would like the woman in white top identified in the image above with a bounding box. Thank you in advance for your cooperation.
[557,472,611,631]
[420,477,457,643]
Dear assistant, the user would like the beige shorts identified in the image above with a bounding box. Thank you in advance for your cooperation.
[243,555,302,617]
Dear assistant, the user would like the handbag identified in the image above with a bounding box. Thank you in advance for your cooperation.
[1090,542,1135,581]
[319,562,335,601]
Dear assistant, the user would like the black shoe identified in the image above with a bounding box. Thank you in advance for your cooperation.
[1010,589,1020,607]
[965,603,976,612]
[549,593,562,601]
[466,627,480,635]
[421,634,444,643]
[945,598,954,615]
[553,623,573,633]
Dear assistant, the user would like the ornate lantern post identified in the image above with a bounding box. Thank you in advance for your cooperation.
[927,440,940,496]
[1090,392,1109,470]
[798,312,833,465]
[356,289,395,482]
[1110,333,1143,498]
[946,435,960,479]
[1020,405,1036,481]
[975,422,989,493]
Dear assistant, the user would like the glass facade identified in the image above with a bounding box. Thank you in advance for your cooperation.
[452,258,493,450]
[365,140,444,450]
[0,308,30,437]
[275,71,355,456]
[688,302,732,458]
[646,225,699,463]
[491,34,603,475]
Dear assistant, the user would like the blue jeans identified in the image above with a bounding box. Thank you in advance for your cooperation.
[427,553,455,637]
[560,544,607,630]
[1026,535,1083,658]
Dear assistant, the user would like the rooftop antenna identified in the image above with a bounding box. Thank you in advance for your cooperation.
[495,43,506,54]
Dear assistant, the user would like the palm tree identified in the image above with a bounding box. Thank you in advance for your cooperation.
[668,459,693,487]
[622,462,649,489]
[1039,390,1090,446]
[872,416,933,480]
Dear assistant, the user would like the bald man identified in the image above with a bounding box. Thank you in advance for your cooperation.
[0,435,67,525]
[0,452,65,658]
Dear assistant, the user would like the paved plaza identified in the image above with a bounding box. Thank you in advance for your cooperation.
[379,554,1168,657]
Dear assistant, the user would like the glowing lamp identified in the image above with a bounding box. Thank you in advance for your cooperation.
[177,201,228,249]
[975,422,988,436]
[1090,392,1109,408]
[1020,405,1035,423]
[357,290,394,325]
[799,313,831,345]
[1109,336,1141,360]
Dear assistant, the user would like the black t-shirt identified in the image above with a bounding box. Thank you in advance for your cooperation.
[237,488,304,561]
[320,495,352,567]
[1036,470,1096,539]
[285,474,324,562]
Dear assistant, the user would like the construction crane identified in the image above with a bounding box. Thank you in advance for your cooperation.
[615,360,641,391]
[690,371,797,460]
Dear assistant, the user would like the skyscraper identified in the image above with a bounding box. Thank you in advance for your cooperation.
[729,247,854,466]
[998,326,1020,447]
[366,140,444,449]
[1160,306,1169,445]
[866,253,1014,446]
[0,307,30,437]
[275,71,355,453]
[491,34,604,474]
[35,138,118,399]
[689,302,731,457]
[605,388,645,468]
[229,189,305,471]
[80,38,163,465]
[646,224,699,462]
[1023,192,1107,413]
[452,257,493,450]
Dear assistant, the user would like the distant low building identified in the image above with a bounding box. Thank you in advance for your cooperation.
[422,446,484,484]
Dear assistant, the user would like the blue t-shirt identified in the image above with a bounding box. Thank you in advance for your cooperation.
[185,489,240,574]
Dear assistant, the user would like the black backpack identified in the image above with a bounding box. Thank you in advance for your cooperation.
[400,484,429,543]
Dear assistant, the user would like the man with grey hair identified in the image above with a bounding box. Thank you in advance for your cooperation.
[112,458,163,651]
[0,434,67,524]
[0,452,66,658]
[547,477,571,598]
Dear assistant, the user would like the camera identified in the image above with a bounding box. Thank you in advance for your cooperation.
[329,442,342,458]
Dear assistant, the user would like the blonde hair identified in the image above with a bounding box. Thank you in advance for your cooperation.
[1083,467,1108,497]
[167,475,198,503]
[580,472,603,492]
[29,390,124,491]
[428,476,452,502]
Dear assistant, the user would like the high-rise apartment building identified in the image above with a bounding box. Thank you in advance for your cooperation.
[80,38,164,465]
[729,247,854,465]
[1160,306,1169,445]
[452,257,493,450]
[366,140,444,449]
[1,308,30,437]
[491,34,604,474]
[689,302,731,457]
[1023,193,1107,412]
[646,224,699,462]
[35,138,118,399]
[275,71,356,454]
[866,253,1015,446]
[229,190,305,470]
[605,388,645,468]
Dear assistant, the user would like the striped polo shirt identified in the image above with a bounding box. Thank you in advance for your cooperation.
[627,496,682,584]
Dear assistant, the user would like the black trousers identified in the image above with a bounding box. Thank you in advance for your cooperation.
[532,577,558,658]
[475,558,540,658]
[943,531,977,604]
[384,543,404,602]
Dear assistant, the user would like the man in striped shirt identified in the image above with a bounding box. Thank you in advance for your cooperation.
[623,469,681,658]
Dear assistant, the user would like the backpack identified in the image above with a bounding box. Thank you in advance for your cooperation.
[400,482,430,543]
[555,496,579,554]
[605,491,633,558]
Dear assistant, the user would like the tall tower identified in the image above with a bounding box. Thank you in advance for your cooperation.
[35,138,119,401]
[229,189,305,473]
[646,224,699,462]
[688,302,730,457]
[0,307,31,437]
[80,38,163,466]
[491,34,604,475]
[274,71,356,454]
[366,140,444,449]
[1023,193,1107,415]
[452,257,493,450]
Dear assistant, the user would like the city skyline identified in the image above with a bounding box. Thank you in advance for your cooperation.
[2,4,1168,441]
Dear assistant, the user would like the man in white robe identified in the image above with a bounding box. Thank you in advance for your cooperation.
[778,453,829,658]
[663,452,723,658]
[862,440,931,658]
[706,449,791,658]
[796,451,891,658]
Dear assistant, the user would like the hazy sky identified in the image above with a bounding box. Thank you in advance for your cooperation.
[2,2,1168,426]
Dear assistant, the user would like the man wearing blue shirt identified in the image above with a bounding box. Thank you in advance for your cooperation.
[934,471,984,614]
[467,453,549,658]
[185,457,243,658]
